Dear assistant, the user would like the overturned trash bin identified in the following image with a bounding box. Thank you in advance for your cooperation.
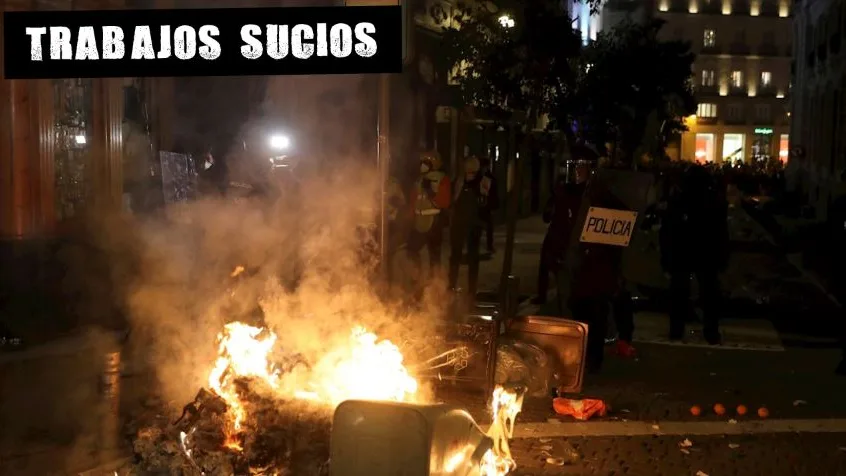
[330,401,494,476]
[506,316,588,395]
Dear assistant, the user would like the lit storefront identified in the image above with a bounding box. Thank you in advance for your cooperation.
[722,133,745,163]
[778,134,789,162]
[683,124,789,164]
[751,127,774,162]
[694,133,715,162]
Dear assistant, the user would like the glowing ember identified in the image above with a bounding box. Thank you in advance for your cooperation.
[205,321,419,449]
[481,386,524,476]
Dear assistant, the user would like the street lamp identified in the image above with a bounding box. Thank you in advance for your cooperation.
[498,14,515,28]
[74,134,86,145]
[269,134,290,151]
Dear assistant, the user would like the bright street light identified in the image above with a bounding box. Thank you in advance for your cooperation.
[74,135,86,145]
[498,14,515,28]
[269,134,290,150]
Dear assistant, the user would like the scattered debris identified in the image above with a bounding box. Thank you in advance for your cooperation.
[728,443,740,449]
[538,438,552,443]
[651,424,660,431]
[679,439,693,448]
[558,441,581,464]
[680,449,690,455]
[117,380,333,476]
[696,471,710,476]
[545,457,566,466]
[552,398,608,421]
[793,400,807,406]
[728,419,738,424]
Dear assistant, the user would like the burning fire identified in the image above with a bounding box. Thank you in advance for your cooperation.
[208,322,279,436]
[481,386,524,475]
[439,386,525,476]
[294,325,419,406]
[206,321,419,447]
[201,321,522,475]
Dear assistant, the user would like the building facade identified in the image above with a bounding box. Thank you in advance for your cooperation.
[0,0,178,336]
[788,0,845,219]
[655,0,793,164]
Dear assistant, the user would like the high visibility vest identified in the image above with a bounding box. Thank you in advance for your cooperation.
[413,171,446,232]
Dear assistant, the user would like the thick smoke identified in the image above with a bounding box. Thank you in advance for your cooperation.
[123,165,441,405]
[114,75,442,407]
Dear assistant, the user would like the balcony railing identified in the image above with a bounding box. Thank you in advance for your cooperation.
[729,86,747,96]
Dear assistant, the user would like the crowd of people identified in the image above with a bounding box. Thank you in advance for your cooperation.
[533,158,733,374]
[398,150,499,299]
[381,148,741,375]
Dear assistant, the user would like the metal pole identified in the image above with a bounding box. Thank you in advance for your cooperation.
[377,74,390,281]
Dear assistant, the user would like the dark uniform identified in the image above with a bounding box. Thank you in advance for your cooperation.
[659,165,729,344]
[448,157,491,298]
[536,178,584,304]
[568,185,628,372]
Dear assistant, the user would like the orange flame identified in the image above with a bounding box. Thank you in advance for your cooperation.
[480,386,524,475]
[206,321,419,448]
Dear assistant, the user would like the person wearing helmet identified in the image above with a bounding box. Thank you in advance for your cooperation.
[407,150,452,283]
[447,156,492,300]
